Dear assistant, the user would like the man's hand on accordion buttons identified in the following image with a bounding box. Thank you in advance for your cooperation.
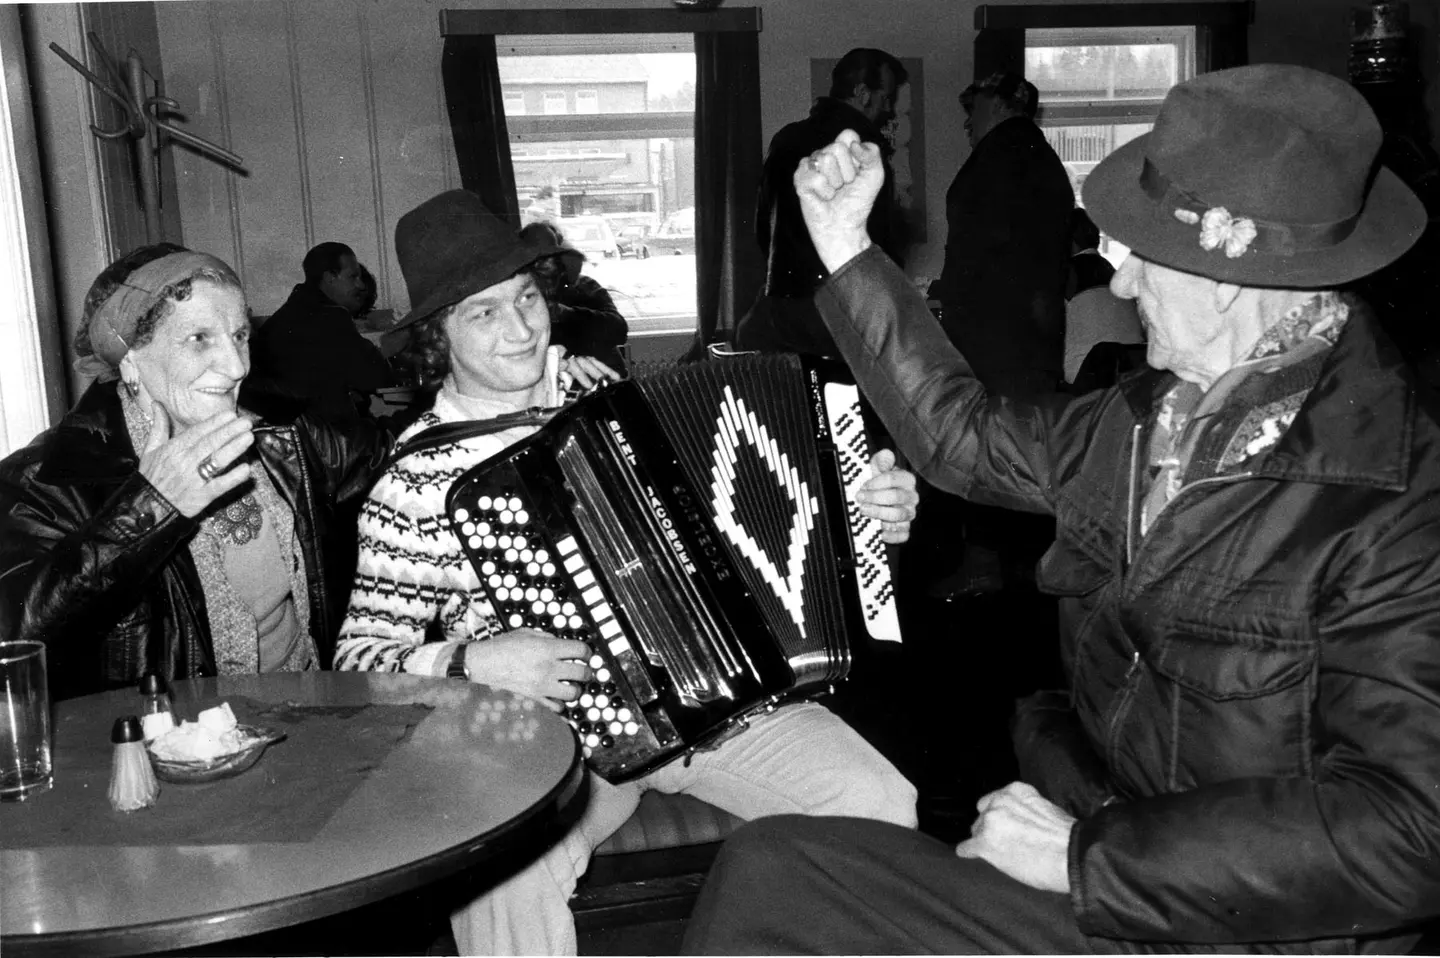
[857,449,918,544]
[464,630,591,712]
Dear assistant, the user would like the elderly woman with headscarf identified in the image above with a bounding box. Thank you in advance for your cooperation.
[0,243,389,701]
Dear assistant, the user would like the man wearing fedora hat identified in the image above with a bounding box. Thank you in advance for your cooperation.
[332,190,921,955]
[680,65,1440,954]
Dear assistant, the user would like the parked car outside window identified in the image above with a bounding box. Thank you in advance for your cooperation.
[648,207,695,256]
[562,216,621,259]
[616,225,651,259]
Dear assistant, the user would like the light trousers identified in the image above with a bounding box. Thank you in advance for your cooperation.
[450,700,918,956]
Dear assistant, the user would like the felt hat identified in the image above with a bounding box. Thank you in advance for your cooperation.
[1082,64,1425,288]
[393,190,581,329]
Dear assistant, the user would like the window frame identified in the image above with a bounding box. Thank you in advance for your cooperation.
[1025,25,1196,126]
[440,7,764,358]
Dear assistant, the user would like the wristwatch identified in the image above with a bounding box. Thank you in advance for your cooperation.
[446,642,470,680]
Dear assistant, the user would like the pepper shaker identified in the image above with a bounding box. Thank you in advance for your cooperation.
[109,715,159,812]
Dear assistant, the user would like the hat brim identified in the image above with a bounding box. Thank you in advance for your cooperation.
[1083,134,1426,288]
[393,240,583,331]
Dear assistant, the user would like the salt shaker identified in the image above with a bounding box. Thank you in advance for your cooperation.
[138,673,175,742]
[109,715,159,812]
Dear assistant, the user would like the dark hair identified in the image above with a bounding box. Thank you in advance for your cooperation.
[394,258,568,389]
[960,73,1039,120]
[1071,207,1102,251]
[302,242,355,286]
[74,242,243,364]
[828,48,908,101]
[519,221,565,249]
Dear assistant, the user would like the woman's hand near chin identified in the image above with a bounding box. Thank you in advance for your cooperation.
[137,401,255,518]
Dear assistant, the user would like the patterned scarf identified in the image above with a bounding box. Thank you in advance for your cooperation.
[121,390,315,673]
[1140,292,1349,536]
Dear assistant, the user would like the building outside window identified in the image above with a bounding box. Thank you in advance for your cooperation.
[499,34,697,337]
[503,91,526,116]
[1026,25,1195,263]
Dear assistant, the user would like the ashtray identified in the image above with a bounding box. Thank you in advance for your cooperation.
[147,725,286,784]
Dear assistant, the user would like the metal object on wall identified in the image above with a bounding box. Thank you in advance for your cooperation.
[48,36,246,245]
[1349,1,1411,86]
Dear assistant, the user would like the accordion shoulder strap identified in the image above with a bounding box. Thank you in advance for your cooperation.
[386,407,559,471]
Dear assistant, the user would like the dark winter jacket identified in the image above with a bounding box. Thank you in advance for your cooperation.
[0,381,389,700]
[936,116,1074,392]
[550,274,629,374]
[818,245,1440,953]
[759,97,902,300]
[245,284,392,423]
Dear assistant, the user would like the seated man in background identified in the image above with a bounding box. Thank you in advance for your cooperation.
[244,241,392,423]
[334,190,920,956]
[517,221,629,373]
[683,65,1440,954]
[1063,206,1145,391]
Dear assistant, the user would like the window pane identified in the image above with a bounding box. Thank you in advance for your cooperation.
[1042,123,1150,266]
[1027,27,1194,267]
[503,91,526,116]
[501,42,697,338]
[543,91,567,115]
[1026,44,1178,102]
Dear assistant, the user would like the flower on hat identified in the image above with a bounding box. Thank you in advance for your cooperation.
[1198,207,1257,258]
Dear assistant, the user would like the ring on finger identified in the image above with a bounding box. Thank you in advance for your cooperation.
[197,456,219,481]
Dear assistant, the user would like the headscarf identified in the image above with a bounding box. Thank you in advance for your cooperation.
[75,251,238,379]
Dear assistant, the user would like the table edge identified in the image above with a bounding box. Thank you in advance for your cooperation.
[3,743,585,958]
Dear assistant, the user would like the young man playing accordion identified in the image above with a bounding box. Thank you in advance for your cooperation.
[334,190,919,956]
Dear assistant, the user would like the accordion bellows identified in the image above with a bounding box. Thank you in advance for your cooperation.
[446,354,899,781]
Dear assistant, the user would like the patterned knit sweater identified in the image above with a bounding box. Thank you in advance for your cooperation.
[334,378,560,678]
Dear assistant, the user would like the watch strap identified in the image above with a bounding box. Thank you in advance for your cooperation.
[446,642,469,680]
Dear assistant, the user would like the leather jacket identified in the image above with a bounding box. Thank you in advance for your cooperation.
[0,381,389,700]
[817,247,1440,953]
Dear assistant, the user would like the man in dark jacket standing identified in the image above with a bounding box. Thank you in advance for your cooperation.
[937,72,1073,399]
[682,65,1440,955]
[245,242,393,423]
[733,47,907,355]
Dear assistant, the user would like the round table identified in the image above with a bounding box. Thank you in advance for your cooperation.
[1,672,584,957]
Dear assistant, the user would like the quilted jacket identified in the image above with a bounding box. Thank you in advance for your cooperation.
[817,246,1440,953]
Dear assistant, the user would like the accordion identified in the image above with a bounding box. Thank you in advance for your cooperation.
[445,353,900,782]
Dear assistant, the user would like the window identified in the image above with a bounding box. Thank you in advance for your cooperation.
[1026,26,1195,264]
[499,34,697,337]
[503,91,526,116]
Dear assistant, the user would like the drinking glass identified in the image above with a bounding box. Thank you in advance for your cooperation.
[0,641,52,801]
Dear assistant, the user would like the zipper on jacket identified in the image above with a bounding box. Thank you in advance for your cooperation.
[1105,650,1143,771]
[1126,469,1255,594]
[1125,423,1141,567]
